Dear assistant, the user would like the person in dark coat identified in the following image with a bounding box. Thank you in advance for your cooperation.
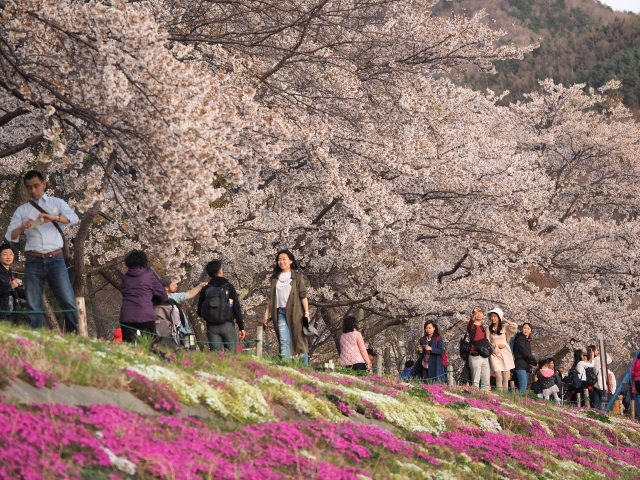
[197,260,246,352]
[0,244,24,323]
[513,322,537,394]
[118,250,168,343]
[414,320,446,383]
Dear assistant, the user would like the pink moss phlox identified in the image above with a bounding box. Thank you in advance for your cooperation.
[420,384,459,405]
[14,338,34,349]
[359,400,385,421]
[125,370,181,414]
[337,402,352,417]
[20,361,57,388]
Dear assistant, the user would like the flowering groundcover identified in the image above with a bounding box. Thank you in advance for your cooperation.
[0,323,639,479]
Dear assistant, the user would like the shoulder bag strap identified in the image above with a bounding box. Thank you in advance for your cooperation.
[29,200,65,239]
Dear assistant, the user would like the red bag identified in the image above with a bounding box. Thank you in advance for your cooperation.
[437,337,449,367]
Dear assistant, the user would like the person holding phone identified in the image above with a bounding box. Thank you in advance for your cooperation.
[0,244,25,323]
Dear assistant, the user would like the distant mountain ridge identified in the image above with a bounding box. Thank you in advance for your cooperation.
[433,0,640,115]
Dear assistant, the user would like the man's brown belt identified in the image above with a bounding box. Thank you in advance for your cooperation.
[25,249,63,259]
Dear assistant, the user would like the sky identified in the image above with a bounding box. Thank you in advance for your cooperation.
[599,0,640,13]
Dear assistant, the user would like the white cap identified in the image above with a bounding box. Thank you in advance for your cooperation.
[486,307,504,322]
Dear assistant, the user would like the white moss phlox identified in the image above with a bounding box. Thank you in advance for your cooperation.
[197,371,272,422]
[258,376,343,421]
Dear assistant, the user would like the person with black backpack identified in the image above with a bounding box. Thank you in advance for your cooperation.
[198,260,246,352]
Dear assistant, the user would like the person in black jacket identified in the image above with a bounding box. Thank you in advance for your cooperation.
[513,322,537,394]
[197,260,245,352]
[0,244,25,323]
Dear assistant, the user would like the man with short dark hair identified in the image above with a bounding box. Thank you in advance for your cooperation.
[5,171,79,332]
[198,260,246,351]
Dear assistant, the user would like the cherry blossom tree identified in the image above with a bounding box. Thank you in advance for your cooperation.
[0,0,289,300]
[2,0,639,368]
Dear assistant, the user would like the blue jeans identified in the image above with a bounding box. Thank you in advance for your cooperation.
[515,369,529,394]
[592,387,604,410]
[25,254,78,332]
[277,309,292,359]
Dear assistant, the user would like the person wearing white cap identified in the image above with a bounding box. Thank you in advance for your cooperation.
[485,307,518,391]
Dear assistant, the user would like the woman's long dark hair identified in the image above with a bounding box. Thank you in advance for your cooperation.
[571,349,583,370]
[488,313,503,335]
[343,316,358,333]
[423,320,440,339]
[271,249,299,279]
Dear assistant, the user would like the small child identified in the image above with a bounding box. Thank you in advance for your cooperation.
[401,360,415,381]
[537,361,560,403]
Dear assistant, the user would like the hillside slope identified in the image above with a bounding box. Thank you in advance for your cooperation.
[434,0,640,115]
[1,324,639,479]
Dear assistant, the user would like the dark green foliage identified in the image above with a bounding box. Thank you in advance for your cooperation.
[585,409,612,423]
[408,385,431,400]
[468,14,640,116]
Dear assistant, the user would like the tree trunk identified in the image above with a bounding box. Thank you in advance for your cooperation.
[320,307,341,354]
[72,152,118,298]
[43,295,62,332]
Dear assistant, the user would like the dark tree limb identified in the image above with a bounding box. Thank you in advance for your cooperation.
[312,197,341,225]
[86,255,126,274]
[0,134,43,158]
[437,252,468,284]
[98,268,123,291]
[0,107,28,127]
[309,291,376,308]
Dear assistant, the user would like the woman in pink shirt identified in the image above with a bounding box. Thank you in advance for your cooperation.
[339,316,371,371]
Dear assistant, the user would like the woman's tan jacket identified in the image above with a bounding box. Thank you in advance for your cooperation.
[268,270,309,356]
[485,322,517,372]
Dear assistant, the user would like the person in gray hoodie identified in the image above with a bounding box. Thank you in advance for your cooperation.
[119,250,168,343]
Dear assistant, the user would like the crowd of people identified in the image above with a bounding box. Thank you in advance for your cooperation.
[2,170,639,416]
[393,305,635,413]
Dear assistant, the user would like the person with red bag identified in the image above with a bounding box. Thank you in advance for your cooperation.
[414,320,447,383]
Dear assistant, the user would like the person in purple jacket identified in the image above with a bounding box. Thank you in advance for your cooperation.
[119,250,168,343]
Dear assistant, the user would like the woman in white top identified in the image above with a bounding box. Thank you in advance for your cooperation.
[339,316,370,371]
[589,344,614,410]
[263,249,311,364]
[571,348,594,407]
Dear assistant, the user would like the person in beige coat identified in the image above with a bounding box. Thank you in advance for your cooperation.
[263,249,311,365]
[485,307,517,391]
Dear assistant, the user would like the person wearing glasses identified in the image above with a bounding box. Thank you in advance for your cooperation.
[5,171,79,332]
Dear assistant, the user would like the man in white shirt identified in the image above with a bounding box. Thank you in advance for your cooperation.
[5,171,79,332]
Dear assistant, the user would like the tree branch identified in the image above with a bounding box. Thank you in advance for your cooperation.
[86,255,126,274]
[309,292,376,308]
[0,134,43,158]
[0,107,28,127]
[437,252,468,284]
[312,197,341,225]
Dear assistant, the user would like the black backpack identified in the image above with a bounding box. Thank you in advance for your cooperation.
[459,331,471,361]
[200,283,232,325]
[566,369,582,391]
[585,366,598,387]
